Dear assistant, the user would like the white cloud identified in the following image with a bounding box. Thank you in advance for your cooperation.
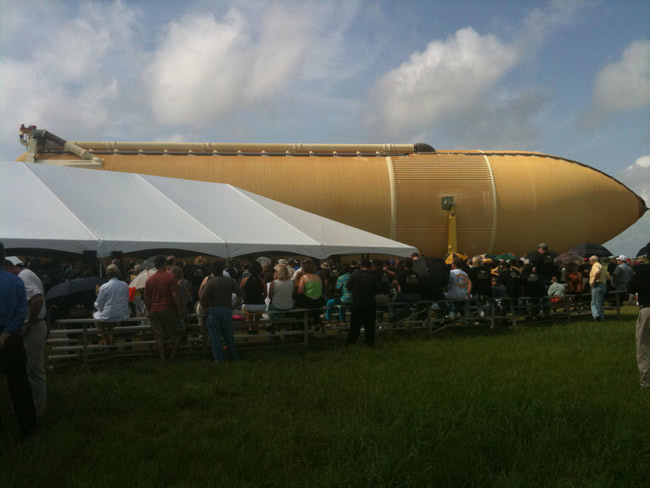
[593,40,650,112]
[633,155,650,169]
[0,0,142,155]
[152,132,188,143]
[622,155,650,203]
[517,0,595,49]
[604,155,650,256]
[582,40,650,127]
[361,1,602,144]
[364,27,519,138]
[144,8,311,127]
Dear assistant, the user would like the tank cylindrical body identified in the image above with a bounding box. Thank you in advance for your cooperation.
[19,144,646,257]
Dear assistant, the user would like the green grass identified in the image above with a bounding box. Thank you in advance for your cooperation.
[2,309,649,487]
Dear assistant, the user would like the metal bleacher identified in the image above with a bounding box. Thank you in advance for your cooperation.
[46,291,627,366]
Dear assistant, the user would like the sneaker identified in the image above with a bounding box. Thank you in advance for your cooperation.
[479,311,486,318]
[445,312,456,319]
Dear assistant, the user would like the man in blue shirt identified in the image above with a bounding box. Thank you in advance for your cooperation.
[0,242,37,436]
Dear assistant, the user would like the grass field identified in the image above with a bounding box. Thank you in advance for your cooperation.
[2,308,649,487]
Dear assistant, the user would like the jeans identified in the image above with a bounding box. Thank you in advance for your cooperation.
[23,319,48,416]
[207,306,240,362]
[472,294,491,316]
[325,298,349,322]
[590,283,606,321]
[0,334,37,435]
[387,293,420,318]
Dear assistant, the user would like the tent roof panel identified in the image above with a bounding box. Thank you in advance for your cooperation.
[1,162,101,253]
[1,161,417,258]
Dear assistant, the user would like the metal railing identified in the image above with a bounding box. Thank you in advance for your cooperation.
[46,292,628,365]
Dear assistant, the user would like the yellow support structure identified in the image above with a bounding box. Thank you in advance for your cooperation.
[447,204,457,253]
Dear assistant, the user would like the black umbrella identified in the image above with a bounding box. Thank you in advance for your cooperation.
[637,242,650,257]
[412,257,428,277]
[524,250,558,261]
[45,276,107,302]
[554,252,583,267]
[567,243,612,258]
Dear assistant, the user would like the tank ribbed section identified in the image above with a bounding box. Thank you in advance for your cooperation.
[488,153,643,254]
[392,154,495,257]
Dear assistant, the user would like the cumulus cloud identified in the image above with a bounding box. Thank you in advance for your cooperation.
[144,7,312,126]
[622,155,650,202]
[518,0,594,49]
[364,27,519,138]
[582,40,650,126]
[604,154,650,256]
[0,0,142,156]
[362,0,599,143]
[634,155,650,169]
[593,41,650,112]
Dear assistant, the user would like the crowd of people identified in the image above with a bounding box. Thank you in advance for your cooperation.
[2,240,649,436]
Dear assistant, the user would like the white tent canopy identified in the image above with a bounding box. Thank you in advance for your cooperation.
[0,161,417,259]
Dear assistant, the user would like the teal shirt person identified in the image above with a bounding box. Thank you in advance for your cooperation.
[337,273,353,304]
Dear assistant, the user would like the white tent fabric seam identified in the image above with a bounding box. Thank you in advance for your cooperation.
[134,173,231,255]
[0,161,418,259]
[23,162,101,245]
[227,184,323,248]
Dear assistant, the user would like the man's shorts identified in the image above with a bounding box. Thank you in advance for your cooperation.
[149,310,183,342]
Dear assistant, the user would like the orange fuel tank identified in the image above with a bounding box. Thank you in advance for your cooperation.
[17,127,646,257]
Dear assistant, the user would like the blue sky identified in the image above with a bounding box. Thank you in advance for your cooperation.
[1,0,649,254]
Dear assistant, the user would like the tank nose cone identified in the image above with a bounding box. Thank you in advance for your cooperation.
[487,153,647,254]
[638,196,648,218]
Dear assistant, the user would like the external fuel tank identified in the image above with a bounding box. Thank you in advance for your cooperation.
[17,127,646,257]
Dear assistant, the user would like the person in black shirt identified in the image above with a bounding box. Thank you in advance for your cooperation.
[468,257,493,318]
[346,260,380,347]
[499,261,523,314]
[499,261,522,300]
[627,261,650,388]
[522,264,546,316]
[183,256,211,310]
[387,258,421,319]
[371,259,392,307]
[532,243,557,292]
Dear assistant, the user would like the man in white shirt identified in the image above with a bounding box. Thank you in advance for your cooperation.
[547,276,567,297]
[5,259,48,417]
[442,259,470,318]
[613,255,635,300]
[94,264,130,346]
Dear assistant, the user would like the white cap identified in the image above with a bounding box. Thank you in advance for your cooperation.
[616,255,626,261]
